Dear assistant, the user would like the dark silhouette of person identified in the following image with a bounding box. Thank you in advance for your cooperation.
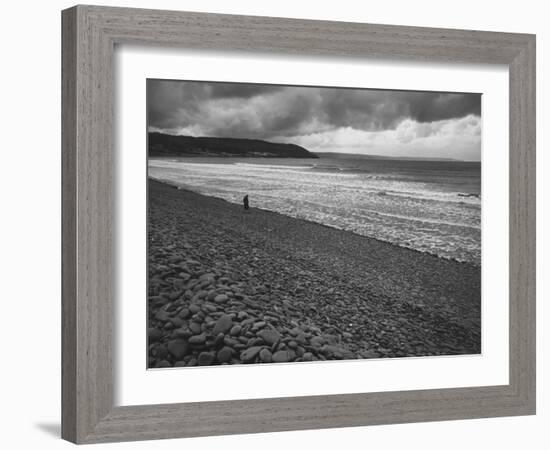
[243,194,249,210]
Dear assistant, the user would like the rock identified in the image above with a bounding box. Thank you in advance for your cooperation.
[213,314,233,335]
[154,345,168,359]
[252,321,266,331]
[199,273,215,282]
[214,333,225,347]
[240,346,263,363]
[258,329,280,346]
[323,345,355,359]
[361,350,380,359]
[310,336,325,348]
[248,337,264,347]
[259,348,272,363]
[189,322,202,335]
[170,317,184,328]
[192,312,205,323]
[287,340,298,349]
[154,310,171,322]
[173,328,192,339]
[155,360,172,368]
[203,303,218,313]
[217,347,233,363]
[323,334,339,345]
[214,294,229,304]
[189,304,201,314]
[178,308,190,319]
[188,333,206,345]
[229,325,242,336]
[272,350,292,363]
[167,339,188,359]
[149,295,169,308]
[223,336,239,347]
[197,352,216,366]
[302,352,314,361]
[148,328,162,342]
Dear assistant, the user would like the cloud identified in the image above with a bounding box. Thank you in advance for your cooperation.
[147,79,481,159]
[272,115,482,161]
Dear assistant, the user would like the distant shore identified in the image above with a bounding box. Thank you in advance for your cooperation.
[147,179,481,368]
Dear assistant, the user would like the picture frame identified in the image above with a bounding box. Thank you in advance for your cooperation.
[61,4,536,444]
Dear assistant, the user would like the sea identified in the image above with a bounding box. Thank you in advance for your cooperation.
[148,155,481,265]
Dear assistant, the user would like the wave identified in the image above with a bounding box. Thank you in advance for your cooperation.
[233,162,314,170]
[148,157,481,264]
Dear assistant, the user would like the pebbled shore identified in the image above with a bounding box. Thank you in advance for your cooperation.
[147,179,481,368]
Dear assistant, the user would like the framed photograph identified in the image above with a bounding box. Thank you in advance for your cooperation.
[62,5,536,444]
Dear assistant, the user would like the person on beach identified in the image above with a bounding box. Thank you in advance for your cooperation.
[243,194,249,210]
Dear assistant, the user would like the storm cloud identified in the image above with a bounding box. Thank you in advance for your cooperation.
[147,79,481,160]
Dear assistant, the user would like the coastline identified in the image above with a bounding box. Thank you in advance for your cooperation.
[149,176,479,267]
[148,179,481,368]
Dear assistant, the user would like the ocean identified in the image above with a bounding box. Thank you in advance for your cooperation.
[148,155,481,265]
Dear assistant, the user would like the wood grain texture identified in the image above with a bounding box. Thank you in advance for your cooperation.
[61,7,77,443]
[61,4,536,444]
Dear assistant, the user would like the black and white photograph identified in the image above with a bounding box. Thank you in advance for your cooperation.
[146,79,482,368]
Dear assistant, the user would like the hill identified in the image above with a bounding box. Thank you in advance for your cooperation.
[149,133,318,158]
[315,152,459,162]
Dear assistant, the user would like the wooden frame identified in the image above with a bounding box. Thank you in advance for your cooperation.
[62,5,536,444]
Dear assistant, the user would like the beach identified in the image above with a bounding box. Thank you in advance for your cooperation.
[148,179,481,368]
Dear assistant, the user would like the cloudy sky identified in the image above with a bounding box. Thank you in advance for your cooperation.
[147,79,481,161]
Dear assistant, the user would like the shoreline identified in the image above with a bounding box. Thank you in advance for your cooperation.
[149,177,480,269]
[147,179,481,368]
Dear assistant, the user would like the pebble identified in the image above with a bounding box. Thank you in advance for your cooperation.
[188,334,206,345]
[259,348,272,363]
[258,329,280,346]
[189,304,201,314]
[310,336,325,348]
[155,310,171,322]
[199,273,215,282]
[240,346,263,363]
[167,339,188,359]
[214,294,229,304]
[189,322,202,335]
[213,314,233,335]
[229,325,242,336]
[148,328,162,342]
[154,345,168,359]
[155,360,172,368]
[361,351,380,358]
[178,308,190,319]
[214,333,225,347]
[217,347,233,363]
[170,317,184,328]
[252,321,266,331]
[203,304,218,313]
[173,327,192,338]
[197,352,216,366]
[272,350,291,363]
